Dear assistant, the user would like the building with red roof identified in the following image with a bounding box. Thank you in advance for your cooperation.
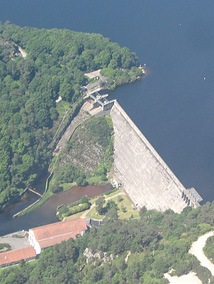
[28,218,87,254]
[0,246,36,268]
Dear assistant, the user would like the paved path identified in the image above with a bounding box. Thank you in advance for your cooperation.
[84,69,107,95]
[189,231,214,275]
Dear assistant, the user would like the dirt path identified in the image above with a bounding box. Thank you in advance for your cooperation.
[104,191,125,201]
[125,251,131,263]
[189,231,214,275]
[84,69,102,79]
[18,46,27,58]
[81,203,96,218]
[164,231,214,283]
[164,272,202,284]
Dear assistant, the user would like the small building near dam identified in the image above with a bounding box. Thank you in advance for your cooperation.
[28,218,88,255]
[0,218,88,268]
[0,246,36,268]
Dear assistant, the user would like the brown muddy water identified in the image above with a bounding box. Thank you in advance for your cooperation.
[0,184,112,236]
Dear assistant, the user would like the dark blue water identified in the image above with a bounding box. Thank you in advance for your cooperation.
[0,1,214,202]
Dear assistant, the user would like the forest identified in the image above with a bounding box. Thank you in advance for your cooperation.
[0,21,141,211]
[1,202,214,283]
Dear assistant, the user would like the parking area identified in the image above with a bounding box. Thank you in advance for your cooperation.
[0,231,30,250]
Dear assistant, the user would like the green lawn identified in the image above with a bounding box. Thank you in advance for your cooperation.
[104,188,120,198]
[114,195,140,219]
[58,189,140,221]
[86,175,107,185]
[86,191,140,220]
[63,211,85,221]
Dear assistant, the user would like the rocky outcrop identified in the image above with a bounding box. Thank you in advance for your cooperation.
[83,248,114,265]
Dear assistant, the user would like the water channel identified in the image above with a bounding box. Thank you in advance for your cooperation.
[0,184,112,236]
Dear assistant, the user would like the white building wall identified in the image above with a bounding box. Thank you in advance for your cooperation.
[28,230,41,255]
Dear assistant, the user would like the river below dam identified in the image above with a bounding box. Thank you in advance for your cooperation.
[0,184,112,236]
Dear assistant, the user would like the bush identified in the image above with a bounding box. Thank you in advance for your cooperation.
[51,184,63,194]
[57,196,91,219]
[105,188,117,195]
[0,243,11,252]
[66,203,90,216]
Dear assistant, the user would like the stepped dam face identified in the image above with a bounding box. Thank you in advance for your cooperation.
[110,101,201,213]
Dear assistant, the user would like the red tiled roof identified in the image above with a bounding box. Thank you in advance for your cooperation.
[30,218,87,249]
[0,246,36,266]
[39,232,76,249]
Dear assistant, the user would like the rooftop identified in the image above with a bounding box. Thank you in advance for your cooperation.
[0,246,36,266]
[30,218,88,249]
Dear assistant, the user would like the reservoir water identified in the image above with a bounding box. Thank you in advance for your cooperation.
[0,1,214,233]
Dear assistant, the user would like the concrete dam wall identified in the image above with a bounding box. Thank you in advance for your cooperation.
[110,101,201,213]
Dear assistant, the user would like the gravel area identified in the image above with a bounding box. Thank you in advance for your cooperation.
[164,272,202,284]
[0,231,30,250]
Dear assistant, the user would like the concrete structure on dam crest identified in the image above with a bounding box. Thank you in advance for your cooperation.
[110,101,202,213]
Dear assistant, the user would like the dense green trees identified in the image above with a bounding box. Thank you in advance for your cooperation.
[101,67,142,90]
[0,22,140,210]
[95,196,105,215]
[2,202,214,283]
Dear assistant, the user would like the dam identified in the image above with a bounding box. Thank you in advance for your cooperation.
[110,101,202,213]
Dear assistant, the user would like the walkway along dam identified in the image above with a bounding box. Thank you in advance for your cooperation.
[110,101,202,213]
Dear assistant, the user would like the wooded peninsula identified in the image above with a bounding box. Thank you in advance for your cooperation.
[0,22,142,211]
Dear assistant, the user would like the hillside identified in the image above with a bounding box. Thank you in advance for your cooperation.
[1,202,214,283]
[0,22,142,211]
[50,115,114,191]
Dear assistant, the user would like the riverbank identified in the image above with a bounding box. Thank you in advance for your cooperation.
[58,187,140,221]
[14,172,54,218]
[0,184,112,236]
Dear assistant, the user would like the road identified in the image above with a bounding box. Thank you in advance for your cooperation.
[189,231,214,275]
[165,231,214,284]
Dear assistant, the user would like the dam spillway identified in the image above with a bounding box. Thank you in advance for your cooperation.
[110,101,201,213]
